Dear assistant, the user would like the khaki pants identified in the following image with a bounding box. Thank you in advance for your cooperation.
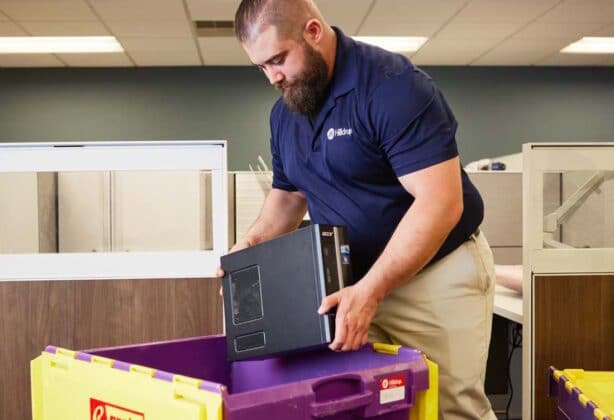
[368,231,497,420]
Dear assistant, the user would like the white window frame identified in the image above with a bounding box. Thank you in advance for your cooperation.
[522,142,614,420]
[0,141,227,281]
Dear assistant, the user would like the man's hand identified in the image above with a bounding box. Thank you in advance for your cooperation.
[317,282,380,351]
[217,238,253,296]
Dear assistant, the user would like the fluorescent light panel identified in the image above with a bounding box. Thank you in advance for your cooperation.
[0,36,123,53]
[352,36,428,53]
[561,37,614,54]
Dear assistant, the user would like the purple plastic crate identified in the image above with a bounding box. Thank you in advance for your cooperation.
[79,335,430,420]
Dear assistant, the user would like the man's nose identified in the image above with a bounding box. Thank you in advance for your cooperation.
[266,68,284,86]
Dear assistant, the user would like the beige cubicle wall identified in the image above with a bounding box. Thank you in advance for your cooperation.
[468,172,525,265]
[0,173,57,254]
[232,171,271,243]
[58,171,214,253]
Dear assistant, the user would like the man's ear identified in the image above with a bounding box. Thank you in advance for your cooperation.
[303,18,324,44]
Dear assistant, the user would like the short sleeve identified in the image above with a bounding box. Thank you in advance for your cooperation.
[270,103,298,192]
[368,69,459,177]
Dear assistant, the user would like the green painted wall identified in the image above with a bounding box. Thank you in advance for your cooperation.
[1,66,613,169]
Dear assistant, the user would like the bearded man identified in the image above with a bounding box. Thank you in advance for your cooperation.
[223,1,497,418]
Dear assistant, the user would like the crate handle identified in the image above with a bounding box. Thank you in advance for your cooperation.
[310,390,373,417]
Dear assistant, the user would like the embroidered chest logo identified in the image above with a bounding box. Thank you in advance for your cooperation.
[326,127,353,140]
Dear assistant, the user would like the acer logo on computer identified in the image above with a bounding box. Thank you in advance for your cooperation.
[90,398,144,420]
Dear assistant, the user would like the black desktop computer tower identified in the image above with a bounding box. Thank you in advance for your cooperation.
[221,224,353,361]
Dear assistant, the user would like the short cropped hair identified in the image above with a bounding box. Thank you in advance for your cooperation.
[235,0,322,43]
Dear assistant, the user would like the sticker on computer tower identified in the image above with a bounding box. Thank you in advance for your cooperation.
[379,375,406,404]
[90,398,144,420]
[340,244,350,254]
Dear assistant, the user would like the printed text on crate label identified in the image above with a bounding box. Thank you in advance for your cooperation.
[379,375,406,404]
[90,398,144,420]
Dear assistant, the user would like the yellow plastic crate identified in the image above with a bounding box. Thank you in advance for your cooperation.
[549,367,614,420]
[31,348,223,420]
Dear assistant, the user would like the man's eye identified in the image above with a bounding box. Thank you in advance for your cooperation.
[271,57,284,65]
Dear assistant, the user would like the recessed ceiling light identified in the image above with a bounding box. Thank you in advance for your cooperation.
[352,36,428,53]
[0,36,124,54]
[561,37,614,54]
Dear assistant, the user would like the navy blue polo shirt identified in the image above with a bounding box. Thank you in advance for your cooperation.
[269,28,484,280]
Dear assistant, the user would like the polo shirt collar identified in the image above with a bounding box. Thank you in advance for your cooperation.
[328,26,357,100]
[307,27,356,137]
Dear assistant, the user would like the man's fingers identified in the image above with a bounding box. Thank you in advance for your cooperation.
[318,292,340,315]
[330,304,347,351]
[361,331,369,347]
[345,316,364,351]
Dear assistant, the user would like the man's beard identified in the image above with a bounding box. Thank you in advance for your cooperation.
[276,42,330,118]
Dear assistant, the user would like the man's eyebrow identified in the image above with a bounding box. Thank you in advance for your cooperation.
[253,51,287,66]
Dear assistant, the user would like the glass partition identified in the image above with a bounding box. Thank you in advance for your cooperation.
[0,142,226,280]
[542,170,614,249]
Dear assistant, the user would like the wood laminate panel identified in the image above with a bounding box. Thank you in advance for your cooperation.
[0,281,75,420]
[1,278,222,420]
[173,278,223,338]
[534,275,614,420]
[74,278,222,348]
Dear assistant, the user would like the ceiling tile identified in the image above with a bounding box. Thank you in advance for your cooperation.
[119,37,197,53]
[472,39,562,65]
[56,52,132,67]
[0,0,97,21]
[0,21,26,35]
[20,21,108,36]
[315,0,373,35]
[367,0,469,23]
[537,52,610,65]
[185,0,240,21]
[454,0,560,23]
[413,38,498,64]
[198,37,251,65]
[106,20,193,38]
[412,53,475,65]
[0,53,64,67]
[433,22,524,41]
[87,0,186,21]
[595,23,614,36]
[130,49,201,66]
[512,21,606,41]
[358,21,442,37]
[540,0,614,24]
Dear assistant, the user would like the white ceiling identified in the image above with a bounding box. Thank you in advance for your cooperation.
[0,0,613,67]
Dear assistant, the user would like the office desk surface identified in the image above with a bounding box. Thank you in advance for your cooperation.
[494,285,523,324]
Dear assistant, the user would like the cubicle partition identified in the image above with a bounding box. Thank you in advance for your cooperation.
[522,143,614,420]
[0,141,228,420]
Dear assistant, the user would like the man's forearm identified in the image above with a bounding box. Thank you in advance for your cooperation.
[242,188,307,246]
[360,196,463,301]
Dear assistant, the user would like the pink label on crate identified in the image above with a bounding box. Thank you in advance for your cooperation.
[379,375,406,404]
[90,398,144,420]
